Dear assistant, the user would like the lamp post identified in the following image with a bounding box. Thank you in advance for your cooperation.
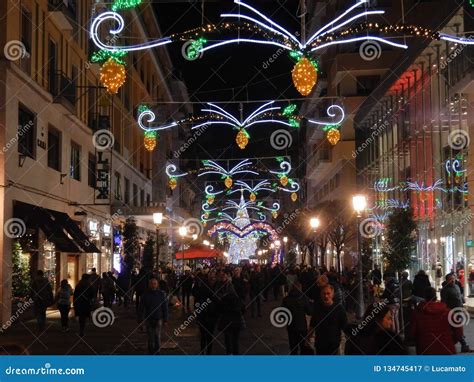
[310,217,320,266]
[153,212,163,272]
[179,226,187,274]
[353,194,367,319]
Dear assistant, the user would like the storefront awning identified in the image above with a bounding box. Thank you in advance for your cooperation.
[14,201,100,253]
[175,245,221,260]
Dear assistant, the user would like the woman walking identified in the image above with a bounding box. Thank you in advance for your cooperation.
[73,274,94,337]
[56,279,73,332]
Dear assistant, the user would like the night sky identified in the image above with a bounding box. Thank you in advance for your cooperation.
[153,0,305,160]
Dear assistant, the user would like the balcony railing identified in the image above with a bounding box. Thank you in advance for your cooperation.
[442,48,474,88]
[49,71,76,112]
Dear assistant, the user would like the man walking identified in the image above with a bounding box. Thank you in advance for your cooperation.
[139,278,168,355]
[30,270,53,332]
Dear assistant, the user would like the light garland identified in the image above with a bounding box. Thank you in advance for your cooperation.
[111,0,142,11]
[292,57,318,96]
[143,130,157,151]
[326,128,341,145]
[99,57,126,94]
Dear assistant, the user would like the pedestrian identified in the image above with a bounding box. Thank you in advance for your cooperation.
[73,274,94,337]
[56,279,73,332]
[412,270,431,301]
[133,268,149,315]
[310,284,347,355]
[248,265,264,318]
[469,267,474,297]
[441,273,470,352]
[370,264,382,298]
[409,287,462,354]
[100,272,116,308]
[381,271,400,333]
[282,281,312,355]
[179,270,193,311]
[89,267,100,304]
[232,267,247,304]
[139,278,168,355]
[217,272,244,355]
[344,302,406,355]
[435,262,443,292]
[30,270,53,332]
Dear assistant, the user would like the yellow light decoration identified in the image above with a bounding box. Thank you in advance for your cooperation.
[292,57,317,96]
[100,58,126,94]
[326,128,341,146]
[169,177,177,190]
[207,195,215,205]
[224,176,233,189]
[236,128,249,149]
[204,213,209,219]
[144,132,157,152]
[280,175,288,186]
[291,192,298,202]
[202,221,207,227]
[272,211,278,219]
[250,192,256,202]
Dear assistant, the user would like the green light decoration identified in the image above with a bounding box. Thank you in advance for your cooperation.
[138,104,150,114]
[111,0,142,11]
[91,49,127,65]
[187,37,207,60]
[289,51,319,72]
[282,104,297,117]
[471,0,474,7]
[322,123,341,132]
[288,117,299,128]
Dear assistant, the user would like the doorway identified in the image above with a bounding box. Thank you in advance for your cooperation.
[67,255,79,289]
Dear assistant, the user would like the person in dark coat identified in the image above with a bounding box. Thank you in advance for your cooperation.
[100,272,116,308]
[371,265,382,297]
[282,281,312,355]
[30,270,53,332]
[410,287,462,354]
[193,271,219,354]
[441,273,470,352]
[344,302,407,355]
[311,284,347,355]
[179,270,194,311]
[249,265,264,317]
[412,270,431,301]
[56,279,73,332]
[133,268,150,315]
[73,274,94,337]
[217,272,244,355]
[139,278,168,354]
[232,267,247,304]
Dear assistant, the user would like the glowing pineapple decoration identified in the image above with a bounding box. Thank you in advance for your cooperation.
[91,50,128,94]
[236,128,250,149]
[144,130,158,152]
[224,176,233,189]
[291,192,298,202]
[169,177,177,190]
[324,124,341,146]
[207,194,215,205]
[290,52,318,96]
[279,175,289,186]
[250,192,257,202]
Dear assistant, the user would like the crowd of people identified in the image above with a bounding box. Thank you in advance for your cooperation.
[26,262,471,355]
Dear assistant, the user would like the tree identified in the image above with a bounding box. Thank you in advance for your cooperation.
[383,208,417,274]
[123,217,139,258]
[142,235,155,271]
[12,241,30,299]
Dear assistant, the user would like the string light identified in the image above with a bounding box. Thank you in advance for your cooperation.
[292,57,317,96]
[111,0,142,11]
[291,192,298,202]
[236,129,250,149]
[280,175,289,186]
[99,58,126,94]
[326,128,341,145]
[144,130,157,151]
[169,177,177,190]
[224,176,233,189]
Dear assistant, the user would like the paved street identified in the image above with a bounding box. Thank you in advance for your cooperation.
[1,298,473,355]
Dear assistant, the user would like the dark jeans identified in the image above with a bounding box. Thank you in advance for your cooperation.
[58,305,70,328]
[36,307,47,331]
[273,284,281,300]
[250,294,261,317]
[102,293,114,308]
[181,290,191,308]
[78,315,87,336]
[146,319,163,355]
[199,319,217,355]
[288,329,308,355]
[224,327,240,355]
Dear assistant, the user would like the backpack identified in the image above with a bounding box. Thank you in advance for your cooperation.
[57,287,72,306]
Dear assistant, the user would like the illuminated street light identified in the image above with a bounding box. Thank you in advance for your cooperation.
[310,217,320,229]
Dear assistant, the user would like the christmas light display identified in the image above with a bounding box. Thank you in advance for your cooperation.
[292,57,317,96]
[374,179,468,194]
[326,128,341,145]
[99,57,126,94]
[111,0,142,11]
[143,130,157,151]
[138,107,179,131]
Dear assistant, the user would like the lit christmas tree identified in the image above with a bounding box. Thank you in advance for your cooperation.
[228,192,258,263]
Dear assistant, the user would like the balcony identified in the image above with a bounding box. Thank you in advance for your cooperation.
[48,0,76,30]
[442,48,474,93]
[49,71,76,113]
[307,141,354,181]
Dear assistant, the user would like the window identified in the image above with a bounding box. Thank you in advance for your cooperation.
[18,104,36,159]
[356,75,380,96]
[47,126,61,171]
[48,39,57,95]
[114,172,122,200]
[140,189,145,207]
[146,194,150,207]
[88,153,96,188]
[70,141,81,181]
[124,177,130,204]
[133,184,138,207]
[20,7,31,74]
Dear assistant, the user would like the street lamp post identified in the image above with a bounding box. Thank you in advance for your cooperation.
[153,212,163,273]
[179,226,187,275]
[353,195,367,320]
[310,217,320,266]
